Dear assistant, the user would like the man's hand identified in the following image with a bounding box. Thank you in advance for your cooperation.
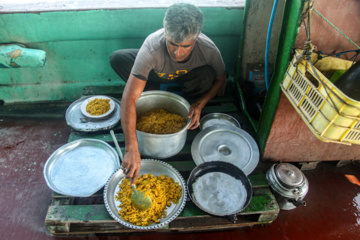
[187,73,227,130]
[122,149,141,185]
[187,101,204,130]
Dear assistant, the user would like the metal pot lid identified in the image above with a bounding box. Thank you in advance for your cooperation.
[191,125,259,176]
[275,163,304,187]
[199,113,241,131]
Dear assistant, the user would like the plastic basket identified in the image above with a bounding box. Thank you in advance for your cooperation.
[281,50,360,145]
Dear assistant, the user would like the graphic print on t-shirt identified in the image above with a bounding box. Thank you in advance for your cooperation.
[157,70,188,80]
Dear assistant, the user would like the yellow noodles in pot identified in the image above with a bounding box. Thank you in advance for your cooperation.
[86,98,111,116]
[115,174,182,226]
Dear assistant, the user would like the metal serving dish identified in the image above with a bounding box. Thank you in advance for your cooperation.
[136,91,191,159]
[43,139,120,197]
[103,159,187,230]
[199,113,240,130]
[66,96,120,132]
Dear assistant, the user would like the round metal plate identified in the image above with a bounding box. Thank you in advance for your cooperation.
[43,139,120,197]
[199,113,240,131]
[191,125,259,176]
[66,96,120,132]
[103,159,187,230]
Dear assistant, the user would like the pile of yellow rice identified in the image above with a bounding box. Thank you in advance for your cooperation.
[86,98,110,116]
[115,174,182,226]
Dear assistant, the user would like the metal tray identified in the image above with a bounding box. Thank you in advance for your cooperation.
[191,125,259,176]
[103,159,187,230]
[199,113,241,130]
[66,96,121,132]
[43,139,120,197]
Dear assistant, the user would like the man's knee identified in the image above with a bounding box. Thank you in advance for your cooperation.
[109,49,126,67]
[109,49,138,82]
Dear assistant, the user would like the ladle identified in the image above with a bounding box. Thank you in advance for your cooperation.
[110,130,152,210]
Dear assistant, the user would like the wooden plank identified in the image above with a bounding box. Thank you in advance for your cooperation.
[45,193,278,234]
[45,205,113,222]
[248,174,269,188]
[46,190,277,221]
[241,195,278,215]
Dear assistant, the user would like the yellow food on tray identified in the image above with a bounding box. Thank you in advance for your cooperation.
[115,174,182,226]
[86,98,111,116]
[136,108,186,134]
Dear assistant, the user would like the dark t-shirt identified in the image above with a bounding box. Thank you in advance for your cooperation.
[131,28,225,82]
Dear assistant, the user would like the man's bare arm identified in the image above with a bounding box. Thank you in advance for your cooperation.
[120,74,146,184]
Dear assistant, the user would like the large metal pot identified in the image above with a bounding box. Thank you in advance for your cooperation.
[136,90,191,159]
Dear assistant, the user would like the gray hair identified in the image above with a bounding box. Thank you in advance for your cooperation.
[163,3,203,43]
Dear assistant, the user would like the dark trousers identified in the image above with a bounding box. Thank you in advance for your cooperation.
[109,49,216,101]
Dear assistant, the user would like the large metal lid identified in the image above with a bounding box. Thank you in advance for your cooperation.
[191,125,259,175]
[43,139,120,197]
[275,163,304,187]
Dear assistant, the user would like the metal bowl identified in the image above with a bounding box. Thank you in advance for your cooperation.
[136,91,191,159]
[103,159,187,230]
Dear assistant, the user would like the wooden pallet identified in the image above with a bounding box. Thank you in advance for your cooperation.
[45,92,279,235]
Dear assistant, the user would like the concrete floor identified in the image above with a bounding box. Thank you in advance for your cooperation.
[0,116,360,239]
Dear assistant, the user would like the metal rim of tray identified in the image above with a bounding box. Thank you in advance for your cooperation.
[103,159,187,230]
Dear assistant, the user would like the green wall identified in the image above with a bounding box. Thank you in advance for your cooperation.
[0,8,243,104]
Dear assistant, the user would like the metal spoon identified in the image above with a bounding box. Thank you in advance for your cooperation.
[109,130,152,210]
